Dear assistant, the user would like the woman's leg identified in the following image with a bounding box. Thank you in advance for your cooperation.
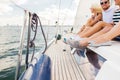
[77,25,86,34]
[67,22,119,48]
[69,26,113,47]
[77,26,92,36]
[78,21,111,38]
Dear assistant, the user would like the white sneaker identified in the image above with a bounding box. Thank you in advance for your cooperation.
[67,39,86,50]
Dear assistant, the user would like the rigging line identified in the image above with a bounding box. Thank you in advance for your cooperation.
[37,15,47,54]
[55,0,62,43]
[25,13,48,69]
[10,0,26,10]
[57,0,62,23]
[10,0,31,13]
[61,0,73,25]
[56,0,73,26]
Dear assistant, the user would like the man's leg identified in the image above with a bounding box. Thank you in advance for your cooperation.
[91,22,120,44]
[88,26,113,40]
[67,26,113,47]
[66,26,109,48]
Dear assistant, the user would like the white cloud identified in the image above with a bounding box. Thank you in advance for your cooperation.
[0,0,28,15]
[12,0,28,5]
[0,0,11,15]
[0,0,78,25]
[25,0,78,25]
[38,4,76,25]
[0,4,13,15]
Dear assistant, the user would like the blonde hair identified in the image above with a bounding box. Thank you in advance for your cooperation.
[91,3,102,13]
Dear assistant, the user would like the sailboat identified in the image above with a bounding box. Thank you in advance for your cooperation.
[1,0,120,80]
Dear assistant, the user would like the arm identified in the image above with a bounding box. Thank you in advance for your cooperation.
[86,13,102,26]
[90,21,120,44]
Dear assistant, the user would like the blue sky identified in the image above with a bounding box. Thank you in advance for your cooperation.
[0,0,79,26]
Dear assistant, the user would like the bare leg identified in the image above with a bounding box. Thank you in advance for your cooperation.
[78,21,112,38]
[67,22,117,48]
[77,25,86,34]
[88,26,113,40]
[76,26,113,47]
[92,23,120,44]
[78,27,92,36]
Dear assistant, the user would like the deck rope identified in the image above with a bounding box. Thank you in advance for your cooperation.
[10,0,48,79]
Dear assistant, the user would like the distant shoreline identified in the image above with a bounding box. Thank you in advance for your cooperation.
[0,25,73,27]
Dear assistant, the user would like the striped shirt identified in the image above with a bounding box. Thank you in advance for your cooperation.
[112,9,120,25]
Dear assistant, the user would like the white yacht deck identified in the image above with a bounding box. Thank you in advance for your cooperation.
[46,40,96,80]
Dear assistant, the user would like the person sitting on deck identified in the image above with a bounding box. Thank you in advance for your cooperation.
[65,0,117,42]
[65,0,119,69]
[67,0,120,69]
[67,0,120,48]
[63,3,102,42]
[77,3,102,35]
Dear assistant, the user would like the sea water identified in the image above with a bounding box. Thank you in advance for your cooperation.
[0,25,71,80]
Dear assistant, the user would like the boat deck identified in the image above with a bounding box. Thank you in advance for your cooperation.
[46,40,96,80]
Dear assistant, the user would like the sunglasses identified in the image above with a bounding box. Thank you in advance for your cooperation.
[100,1,108,5]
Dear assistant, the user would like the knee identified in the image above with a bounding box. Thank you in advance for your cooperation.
[97,21,104,25]
[94,21,104,28]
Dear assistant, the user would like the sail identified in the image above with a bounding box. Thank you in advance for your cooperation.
[73,0,99,31]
